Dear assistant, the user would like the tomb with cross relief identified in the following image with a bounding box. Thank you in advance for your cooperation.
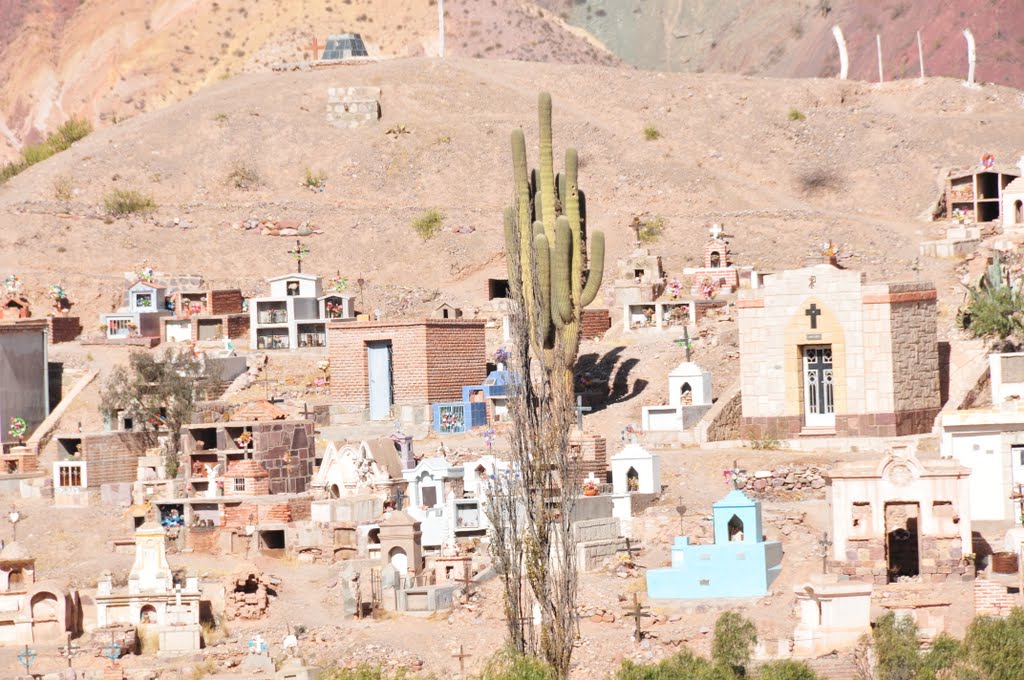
[737,261,940,438]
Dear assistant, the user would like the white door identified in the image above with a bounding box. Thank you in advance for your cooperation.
[803,346,835,428]
[1012,445,1024,523]
[367,341,393,420]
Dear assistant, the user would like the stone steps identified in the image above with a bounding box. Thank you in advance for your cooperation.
[803,655,861,680]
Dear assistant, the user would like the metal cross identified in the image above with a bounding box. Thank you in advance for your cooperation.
[623,593,652,642]
[300,402,315,421]
[103,638,122,666]
[682,325,692,362]
[392,486,406,510]
[59,632,82,668]
[912,257,923,280]
[574,395,592,430]
[288,239,310,273]
[816,531,833,574]
[805,303,821,329]
[18,645,36,673]
[459,568,474,597]
[452,644,472,677]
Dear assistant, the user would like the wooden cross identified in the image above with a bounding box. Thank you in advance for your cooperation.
[912,257,924,280]
[682,325,692,362]
[629,216,642,247]
[805,303,821,329]
[574,395,592,431]
[300,402,315,421]
[288,239,310,273]
[259,370,274,402]
[459,567,474,597]
[58,631,81,668]
[623,593,652,642]
[617,537,640,561]
[817,531,833,574]
[303,36,323,60]
[452,644,472,677]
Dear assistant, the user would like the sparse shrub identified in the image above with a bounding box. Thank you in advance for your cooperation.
[319,665,431,680]
[712,611,758,673]
[748,429,782,451]
[477,648,556,680]
[643,125,661,141]
[103,189,156,216]
[615,650,725,679]
[227,159,261,189]
[188,658,217,680]
[637,215,665,244]
[213,112,229,123]
[200,618,229,646]
[0,116,92,184]
[757,660,822,680]
[303,167,327,189]
[138,624,159,654]
[412,208,444,241]
[873,612,920,680]
[53,175,74,202]
[797,166,841,193]
[788,108,806,121]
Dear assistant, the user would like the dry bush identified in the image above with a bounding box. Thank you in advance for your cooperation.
[227,159,261,189]
[797,166,842,194]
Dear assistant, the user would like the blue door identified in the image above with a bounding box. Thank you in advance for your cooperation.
[367,341,393,420]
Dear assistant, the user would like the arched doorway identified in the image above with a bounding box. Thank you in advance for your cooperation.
[329,484,341,499]
[709,251,721,268]
[1016,200,1023,225]
[30,592,62,642]
[140,604,157,624]
[727,514,745,542]
[626,466,640,492]
[680,382,693,406]
[388,547,408,574]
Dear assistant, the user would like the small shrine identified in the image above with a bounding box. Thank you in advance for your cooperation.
[642,360,714,432]
[646,489,783,598]
[683,224,739,297]
[611,443,661,495]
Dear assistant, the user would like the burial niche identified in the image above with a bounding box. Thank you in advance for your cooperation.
[728,514,744,542]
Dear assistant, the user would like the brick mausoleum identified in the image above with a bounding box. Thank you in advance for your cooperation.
[737,263,940,438]
[328,318,486,423]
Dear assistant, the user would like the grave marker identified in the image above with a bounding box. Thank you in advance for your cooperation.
[623,593,651,642]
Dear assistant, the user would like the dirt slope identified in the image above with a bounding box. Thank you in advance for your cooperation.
[0,0,617,163]
[540,0,1024,88]
[1,57,1022,325]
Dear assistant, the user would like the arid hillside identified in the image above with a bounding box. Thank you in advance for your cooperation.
[1,57,1022,325]
[540,0,1024,88]
[0,0,616,163]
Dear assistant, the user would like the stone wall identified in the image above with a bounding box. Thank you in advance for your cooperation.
[828,536,973,585]
[732,464,829,499]
[705,388,742,442]
[888,295,941,427]
[326,87,381,128]
[251,421,315,494]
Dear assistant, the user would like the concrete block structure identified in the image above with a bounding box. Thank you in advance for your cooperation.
[102,280,171,340]
[737,263,940,438]
[792,575,872,657]
[326,87,380,128]
[52,430,151,487]
[0,320,49,451]
[826,449,973,585]
[249,272,354,350]
[328,319,486,423]
[162,288,249,344]
[647,490,783,599]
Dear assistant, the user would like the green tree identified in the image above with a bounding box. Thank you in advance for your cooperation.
[873,612,920,680]
[615,651,735,680]
[917,634,964,680]
[963,608,1024,680]
[100,349,215,477]
[756,660,822,680]
[712,611,758,673]
[476,648,556,680]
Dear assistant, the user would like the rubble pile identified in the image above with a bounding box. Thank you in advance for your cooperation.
[224,571,275,620]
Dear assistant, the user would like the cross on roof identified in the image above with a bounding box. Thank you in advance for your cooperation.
[623,593,652,642]
[574,395,592,431]
[805,303,821,329]
[288,239,310,273]
[709,223,724,240]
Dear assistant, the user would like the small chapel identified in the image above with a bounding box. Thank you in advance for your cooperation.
[737,263,941,438]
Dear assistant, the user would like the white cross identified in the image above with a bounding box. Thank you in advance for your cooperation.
[584,472,599,485]
[173,584,182,607]
[709,223,724,240]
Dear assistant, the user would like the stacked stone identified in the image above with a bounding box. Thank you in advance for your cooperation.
[223,573,271,621]
[325,87,381,128]
[732,464,829,498]
[231,218,323,237]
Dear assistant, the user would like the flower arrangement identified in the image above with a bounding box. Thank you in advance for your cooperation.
[326,276,348,293]
[494,347,510,365]
[821,241,839,258]
[981,153,995,170]
[8,417,27,440]
[325,301,344,318]
[3,274,21,294]
[48,284,67,302]
[136,263,155,282]
[582,480,600,496]
[699,278,717,300]
[235,431,253,449]
[482,428,495,452]
[667,278,683,300]
[440,409,463,432]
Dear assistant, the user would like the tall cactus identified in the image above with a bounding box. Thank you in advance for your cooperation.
[504,92,605,384]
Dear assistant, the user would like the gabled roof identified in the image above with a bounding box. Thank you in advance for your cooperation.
[128,280,166,291]
[231,400,289,421]
[1005,177,1024,194]
[267,273,320,283]
[224,460,269,478]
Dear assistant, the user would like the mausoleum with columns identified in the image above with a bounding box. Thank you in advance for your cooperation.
[737,263,940,438]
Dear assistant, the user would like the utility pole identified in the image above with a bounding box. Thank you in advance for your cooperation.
[832,26,849,80]
[438,0,445,58]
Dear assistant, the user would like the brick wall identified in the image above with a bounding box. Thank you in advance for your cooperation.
[580,309,612,338]
[209,290,244,315]
[48,317,82,343]
[328,319,486,410]
[226,314,249,339]
[974,578,1021,617]
[185,528,220,554]
[223,501,293,528]
[569,431,608,484]
[81,431,152,487]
